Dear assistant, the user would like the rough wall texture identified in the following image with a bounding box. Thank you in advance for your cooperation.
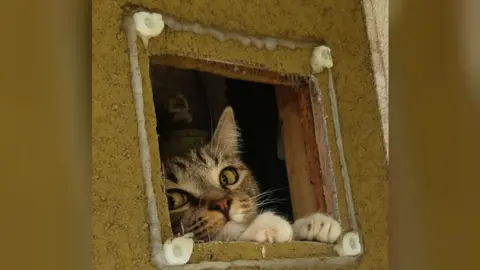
[92,0,387,269]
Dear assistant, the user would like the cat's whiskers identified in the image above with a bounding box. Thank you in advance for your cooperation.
[256,197,288,204]
[195,226,216,241]
[179,220,207,235]
[255,195,287,205]
[180,221,185,235]
[252,188,287,201]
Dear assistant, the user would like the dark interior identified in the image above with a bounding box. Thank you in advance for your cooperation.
[150,64,293,221]
[225,79,293,221]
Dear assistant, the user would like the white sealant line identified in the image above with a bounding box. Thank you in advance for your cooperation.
[310,46,363,257]
[123,12,194,268]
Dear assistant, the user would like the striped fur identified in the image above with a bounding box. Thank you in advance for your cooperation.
[163,107,260,241]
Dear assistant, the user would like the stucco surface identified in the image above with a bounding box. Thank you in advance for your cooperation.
[92,0,387,269]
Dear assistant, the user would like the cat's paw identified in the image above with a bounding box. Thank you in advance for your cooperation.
[292,212,342,243]
[238,212,293,243]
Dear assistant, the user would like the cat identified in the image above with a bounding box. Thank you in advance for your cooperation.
[163,106,342,243]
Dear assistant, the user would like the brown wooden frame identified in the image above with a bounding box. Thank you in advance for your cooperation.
[276,85,328,219]
[147,53,351,267]
[150,53,336,221]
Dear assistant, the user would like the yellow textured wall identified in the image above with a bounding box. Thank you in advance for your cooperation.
[92,0,387,269]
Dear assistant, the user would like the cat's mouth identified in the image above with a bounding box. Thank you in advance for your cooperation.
[229,212,246,223]
[215,220,247,241]
[212,202,247,224]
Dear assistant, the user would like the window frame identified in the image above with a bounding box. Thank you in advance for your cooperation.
[148,53,352,267]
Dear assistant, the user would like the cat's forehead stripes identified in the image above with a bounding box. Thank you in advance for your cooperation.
[164,169,179,184]
[164,157,190,183]
[164,148,247,197]
[172,159,187,170]
[194,149,207,164]
[190,147,219,166]
[165,179,204,198]
[164,151,216,196]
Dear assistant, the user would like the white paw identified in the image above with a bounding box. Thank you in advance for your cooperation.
[292,212,342,243]
[238,212,293,243]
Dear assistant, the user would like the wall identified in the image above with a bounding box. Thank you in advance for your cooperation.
[92,0,388,269]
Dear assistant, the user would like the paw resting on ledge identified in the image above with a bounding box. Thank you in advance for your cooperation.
[238,212,293,243]
[292,212,342,243]
[238,211,342,244]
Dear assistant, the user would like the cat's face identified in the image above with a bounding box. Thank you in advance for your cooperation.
[163,107,260,241]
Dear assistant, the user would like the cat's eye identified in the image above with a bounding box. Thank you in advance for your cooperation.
[219,167,238,186]
[166,190,188,210]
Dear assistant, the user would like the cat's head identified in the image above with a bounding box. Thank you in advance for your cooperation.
[163,106,260,241]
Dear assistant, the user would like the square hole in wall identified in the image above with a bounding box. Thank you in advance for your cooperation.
[150,64,294,222]
[148,55,337,246]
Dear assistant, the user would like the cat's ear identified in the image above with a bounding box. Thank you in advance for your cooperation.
[210,106,239,154]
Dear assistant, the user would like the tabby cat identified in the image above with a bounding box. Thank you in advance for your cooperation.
[163,106,341,243]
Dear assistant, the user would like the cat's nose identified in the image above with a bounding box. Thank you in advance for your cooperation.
[209,198,232,214]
